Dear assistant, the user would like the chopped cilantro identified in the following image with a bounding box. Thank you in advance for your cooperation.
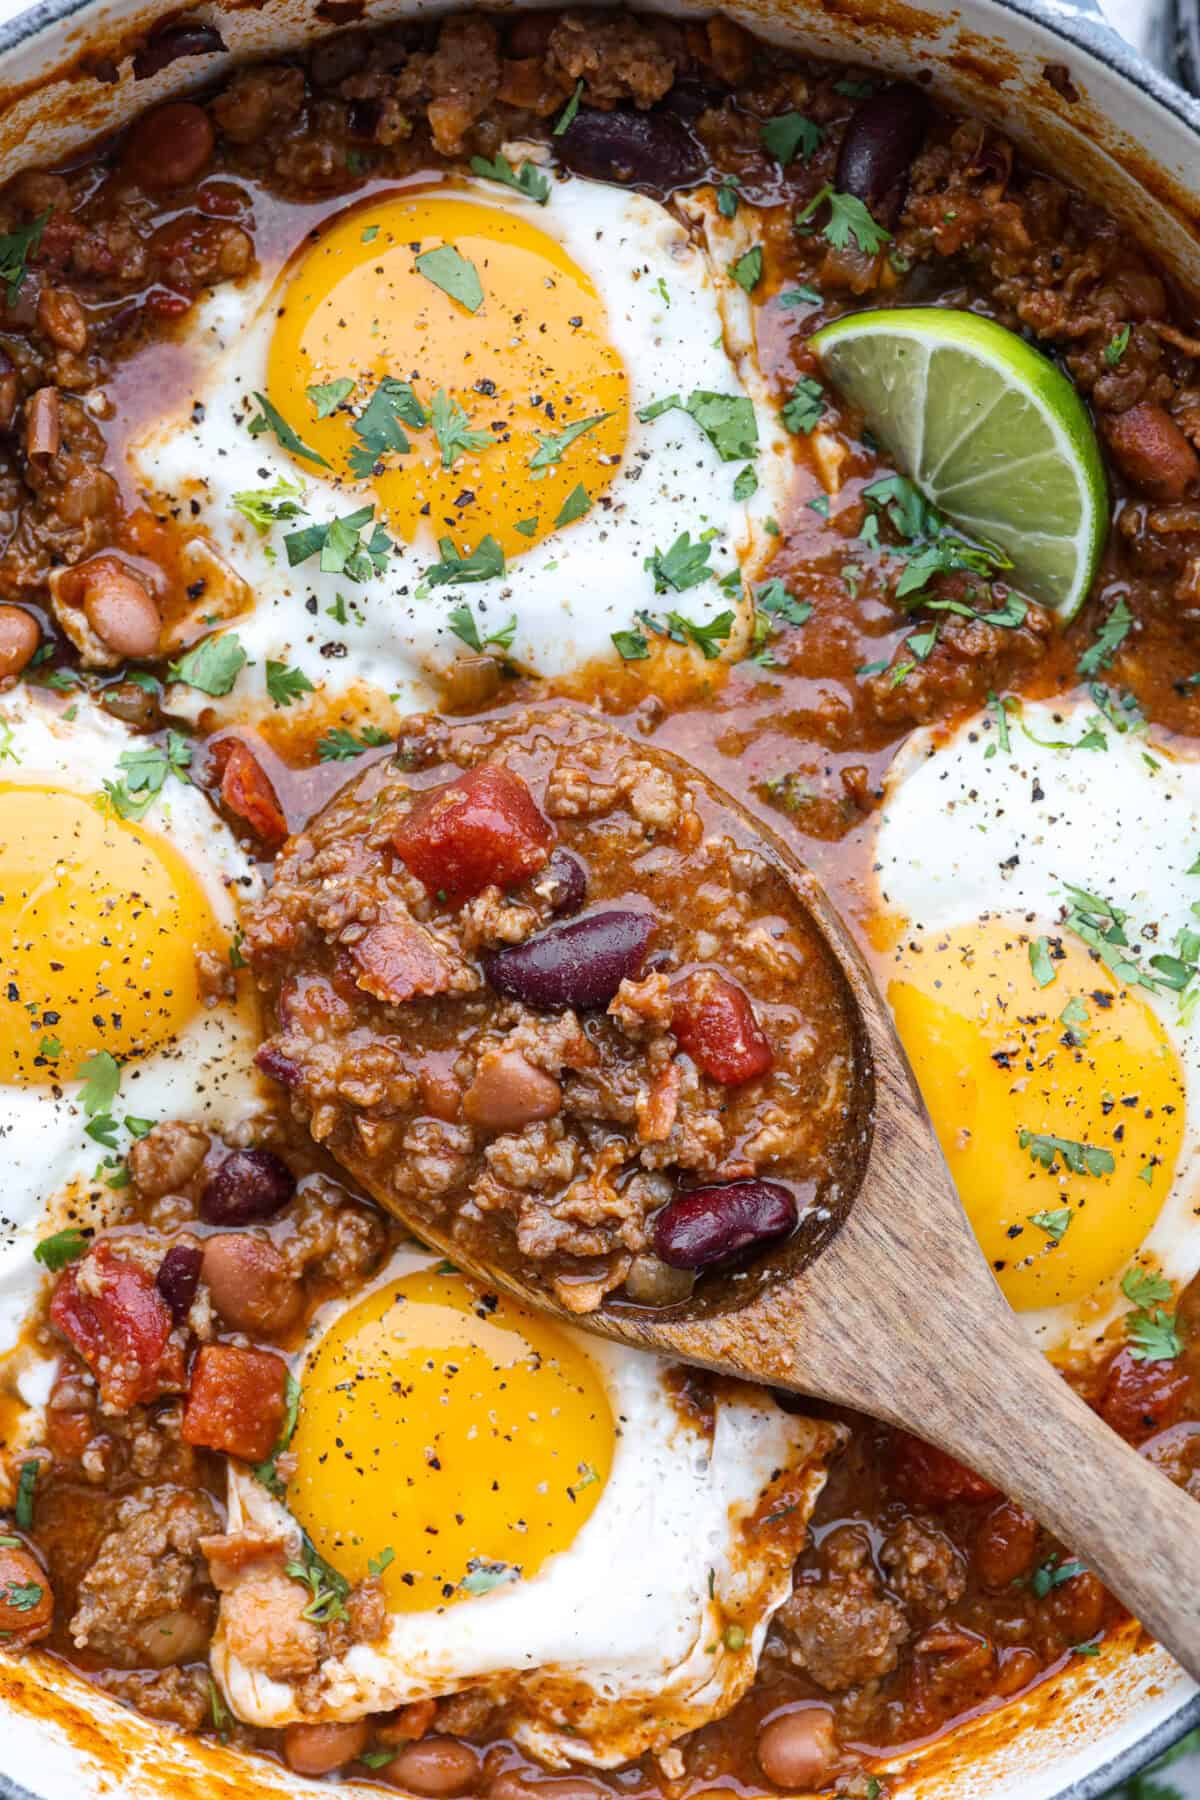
[529,411,613,471]
[1028,1208,1072,1242]
[285,1538,350,1624]
[15,1461,37,1530]
[414,244,484,313]
[1077,595,1133,678]
[782,376,826,435]
[247,391,329,467]
[717,177,740,218]
[168,633,247,697]
[645,532,713,594]
[232,477,305,535]
[252,1373,302,1497]
[306,377,353,418]
[795,184,891,255]
[316,725,391,762]
[284,506,391,583]
[1103,323,1131,368]
[469,152,550,203]
[459,1558,520,1596]
[423,534,505,587]
[368,1547,396,1578]
[761,112,823,164]
[265,661,315,708]
[733,464,758,500]
[350,378,427,476]
[429,388,491,470]
[33,1228,89,1272]
[779,284,822,308]
[447,603,517,654]
[757,577,812,628]
[0,212,49,303]
[637,389,758,463]
[612,627,650,661]
[554,79,584,136]
[1031,937,1059,990]
[1018,1129,1114,1178]
[555,482,591,527]
[1032,1555,1087,1598]
[103,734,191,821]
[729,246,763,293]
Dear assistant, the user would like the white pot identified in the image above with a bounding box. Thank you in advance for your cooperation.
[0,0,1195,1794]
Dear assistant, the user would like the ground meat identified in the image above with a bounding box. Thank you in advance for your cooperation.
[878,1518,966,1621]
[774,1526,909,1692]
[96,1665,214,1731]
[128,1122,211,1204]
[212,64,307,143]
[70,1485,219,1668]
[545,11,679,107]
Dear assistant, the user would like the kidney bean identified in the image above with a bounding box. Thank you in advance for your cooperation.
[123,102,215,191]
[156,1244,203,1322]
[835,85,929,225]
[133,21,227,80]
[201,1147,296,1226]
[538,847,587,917]
[483,909,655,1010]
[557,106,705,189]
[202,1232,303,1335]
[81,559,161,660]
[462,1051,562,1131]
[756,1707,837,1790]
[0,605,39,681]
[282,1719,369,1775]
[653,1178,798,1270]
[383,1738,479,1796]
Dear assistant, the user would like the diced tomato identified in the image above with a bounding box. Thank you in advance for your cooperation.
[392,764,553,905]
[211,737,288,847]
[671,970,773,1085]
[351,919,457,1006]
[49,1243,183,1412]
[890,1429,999,1506]
[182,1343,290,1463]
[1097,1345,1191,1444]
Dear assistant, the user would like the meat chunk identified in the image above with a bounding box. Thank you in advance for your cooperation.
[545,11,678,107]
[774,1525,908,1692]
[879,1517,966,1620]
[70,1486,219,1667]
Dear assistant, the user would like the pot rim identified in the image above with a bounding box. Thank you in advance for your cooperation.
[0,0,1195,1793]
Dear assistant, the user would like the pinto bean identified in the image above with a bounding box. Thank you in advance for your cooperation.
[80,558,161,659]
[462,1051,562,1130]
[201,1148,296,1226]
[623,1252,695,1306]
[0,1545,52,1647]
[487,1779,604,1800]
[202,1232,303,1335]
[1104,403,1200,500]
[557,106,705,189]
[835,85,929,225]
[383,1740,480,1796]
[36,287,87,353]
[25,386,60,459]
[283,1719,370,1776]
[0,605,39,681]
[653,1178,798,1270]
[123,101,215,191]
[756,1707,838,1790]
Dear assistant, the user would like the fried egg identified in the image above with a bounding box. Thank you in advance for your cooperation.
[0,688,263,1344]
[214,1250,838,1768]
[872,695,1200,1348]
[129,170,786,723]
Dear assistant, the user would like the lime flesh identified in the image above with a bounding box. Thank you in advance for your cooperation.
[811,307,1107,619]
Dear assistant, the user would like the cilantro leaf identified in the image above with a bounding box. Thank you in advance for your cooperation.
[265,661,316,708]
[307,377,353,418]
[1029,936,1057,987]
[469,152,550,204]
[15,1461,37,1530]
[414,244,484,313]
[233,477,305,535]
[553,79,584,136]
[34,1227,89,1271]
[795,184,891,255]
[733,464,758,500]
[253,1373,302,1497]
[247,391,330,467]
[757,577,812,627]
[459,1558,520,1596]
[168,633,247,697]
[349,378,426,476]
[729,246,763,293]
[0,212,49,302]
[637,390,758,463]
[316,725,391,762]
[284,506,391,583]
[645,532,714,594]
[1122,1267,1173,1309]
[782,376,826,435]
[761,112,823,165]
[1018,1129,1115,1178]
[447,604,517,654]
[1126,1306,1183,1362]
[665,608,735,660]
[77,1050,120,1118]
[612,627,650,661]
[717,178,740,218]
[1076,595,1133,678]
[779,284,822,308]
[102,734,191,821]
[555,482,591,527]
[1063,884,1158,992]
[285,1538,350,1624]
[1028,1208,1072,1242]
[430,388,492,470]
[423,534,506,588]
[529,411,613,471]
[1103,324,1131,368]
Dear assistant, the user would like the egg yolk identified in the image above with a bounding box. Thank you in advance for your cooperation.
[266,188,629,561]
[0,783,224,1084]
[288,1266,614,1613]
[887,921,1184,1311]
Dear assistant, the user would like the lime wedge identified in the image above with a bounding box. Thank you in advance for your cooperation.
[811,307,1107,619]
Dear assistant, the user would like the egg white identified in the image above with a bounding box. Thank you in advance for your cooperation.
[128,170,788,725]
[0,688,265,1348]
[873,693,1200,1349]
[214,1249,839,1768]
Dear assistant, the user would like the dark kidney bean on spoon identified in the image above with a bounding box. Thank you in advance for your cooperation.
[483,909,655,1010]
[557,107,706,190]
[834,85,929,225]
[200,1147,296,1226]
[653,1179,798,1271]
[156,1244,203,1321]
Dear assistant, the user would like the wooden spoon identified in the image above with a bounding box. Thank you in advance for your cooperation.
[317,739,1200,1681]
